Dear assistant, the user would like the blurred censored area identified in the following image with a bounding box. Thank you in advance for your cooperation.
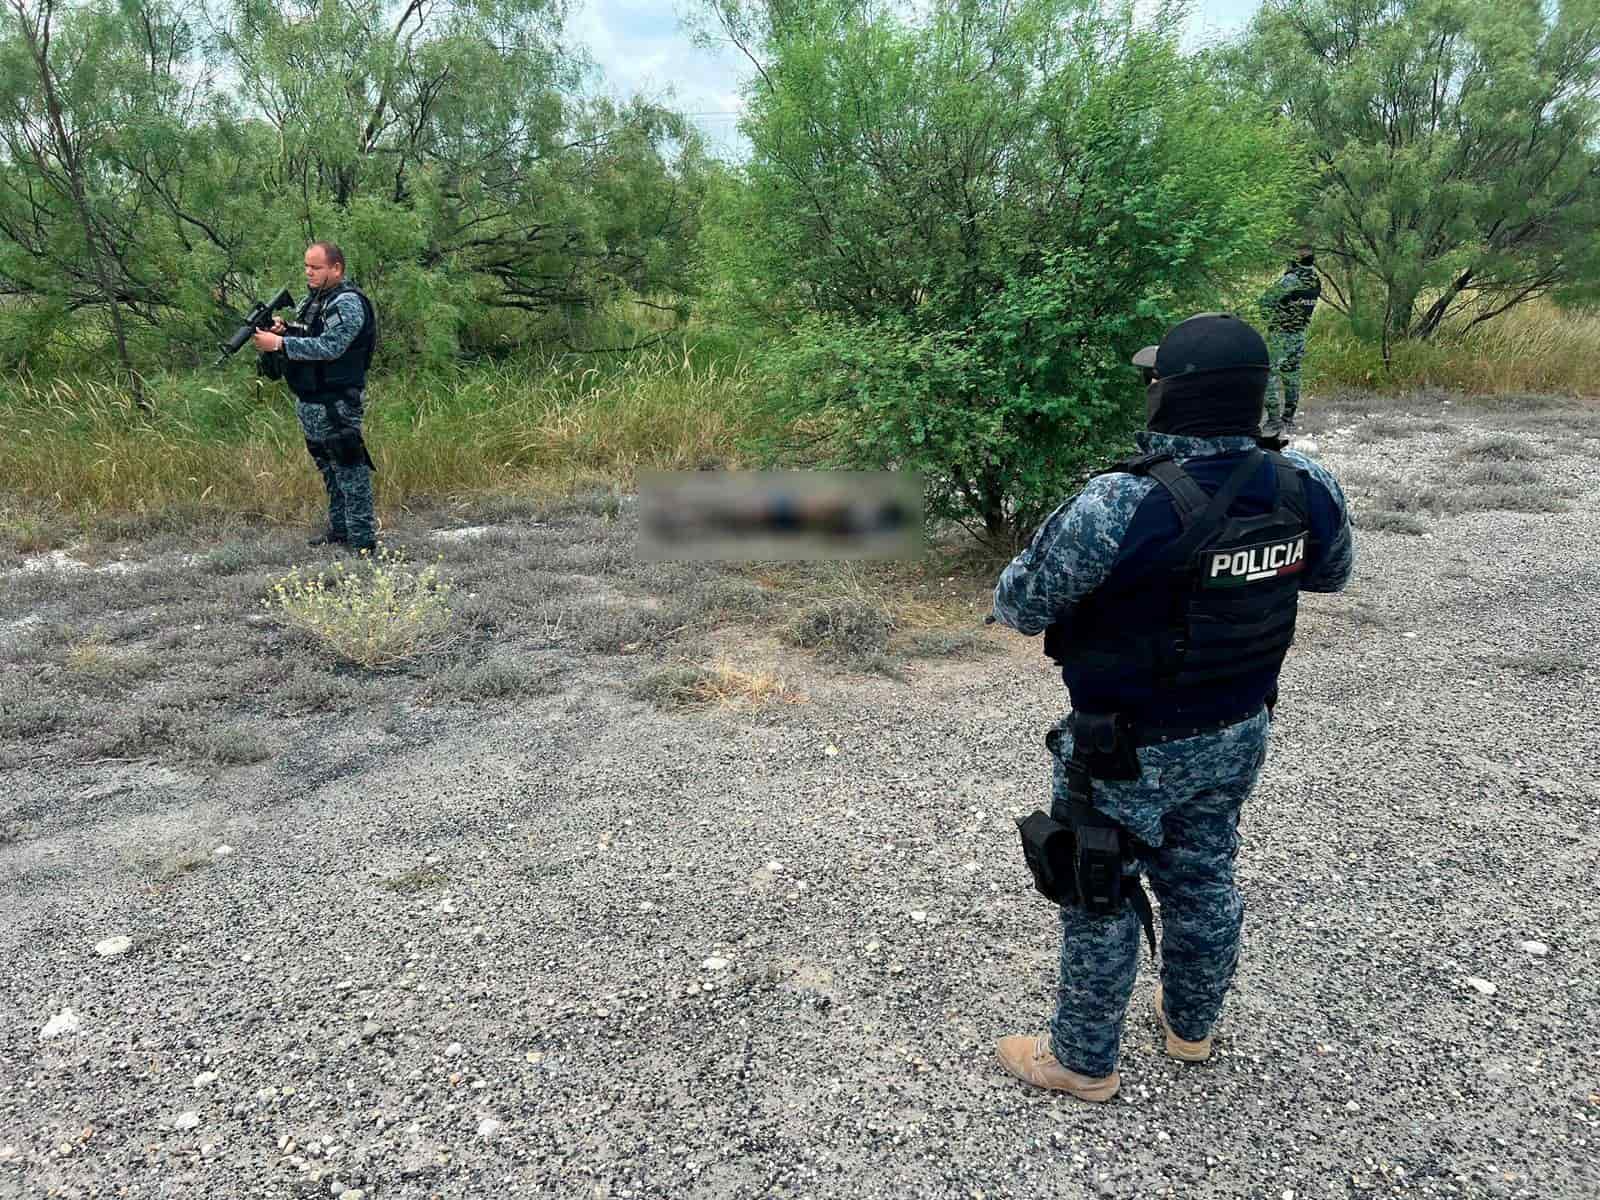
[639,471,924,561]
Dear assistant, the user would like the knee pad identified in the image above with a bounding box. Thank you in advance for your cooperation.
[330,431,367,468]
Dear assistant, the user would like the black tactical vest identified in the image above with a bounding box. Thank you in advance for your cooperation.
[1044,450,1312,708]
[285,282,377,400]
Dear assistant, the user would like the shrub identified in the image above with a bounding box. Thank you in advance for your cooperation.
[263,547,454,668]
[712,0,1305,545]
[786,599,893,660]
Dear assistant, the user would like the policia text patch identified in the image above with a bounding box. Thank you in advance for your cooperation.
[1204,534,1307,588]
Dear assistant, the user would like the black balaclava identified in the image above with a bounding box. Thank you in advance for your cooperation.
[1144,313,1270,439]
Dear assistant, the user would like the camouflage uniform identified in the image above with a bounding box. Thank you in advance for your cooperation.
[296,391,373,549]
[993,431,1355,1078]
[283,287,375,548]
[1265,328,1307,424]
[1258,264,1321,428]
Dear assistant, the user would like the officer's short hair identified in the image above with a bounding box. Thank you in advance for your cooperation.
[309,241,346,271]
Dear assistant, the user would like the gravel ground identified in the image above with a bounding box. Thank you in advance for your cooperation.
[1,398,1597,1200]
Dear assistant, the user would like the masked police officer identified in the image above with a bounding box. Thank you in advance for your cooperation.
[253,241,379,554]
[1258,248,1321,436]
[991,313,1354,1102]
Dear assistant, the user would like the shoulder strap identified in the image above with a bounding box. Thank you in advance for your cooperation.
[1264,451,1310,521]
[1158,450,1264,571]
[1143,459,1210,529]
[1096,451,1169,478]
[346,285,378,370]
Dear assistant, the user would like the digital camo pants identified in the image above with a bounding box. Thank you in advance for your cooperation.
[1266,330,1307,422]
[1046,709,1270,1077]
[296,393,375,547]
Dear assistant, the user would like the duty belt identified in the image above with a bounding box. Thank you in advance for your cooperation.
[1130,707,1265,746]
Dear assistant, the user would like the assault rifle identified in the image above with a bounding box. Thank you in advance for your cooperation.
[215,288,295,366]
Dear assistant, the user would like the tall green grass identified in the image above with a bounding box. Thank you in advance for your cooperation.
[1307,300,1600,397]
[3,295,1596,550]
[0,340,761,540]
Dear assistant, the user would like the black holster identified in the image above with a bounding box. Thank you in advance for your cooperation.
[1020,714,1157,956]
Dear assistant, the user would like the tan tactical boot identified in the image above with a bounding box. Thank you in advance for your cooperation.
[995,1034,1120,1102]
[1153,985,1213,1062]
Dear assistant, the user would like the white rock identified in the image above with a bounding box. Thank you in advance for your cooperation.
[434,525,492,542]
[0,1146,19,1162]
[1402,631,1419,639]
[40,1009,81,1039]
[345,1192,365,1200]
[445,1042,463,1057]
[909,911,927,923]
[1465,977,1498,996]
[824,745,838,757]
[1345,1100,1360,1112]
[766,860,782,872]
[212,845,234,858]
[194,1072,219,1088]
[95,936,133,957]
[477,1118,502,1139]
[1519,940,1550,957]
[173,1112,201,1131]
[701,956,730,971]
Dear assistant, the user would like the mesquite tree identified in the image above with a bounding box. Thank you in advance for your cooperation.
[699,0,1305,545]
[1224,0,1600,354]
[0,0,710,372]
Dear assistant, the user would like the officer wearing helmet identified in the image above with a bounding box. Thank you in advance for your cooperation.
[991,313,1355,1101]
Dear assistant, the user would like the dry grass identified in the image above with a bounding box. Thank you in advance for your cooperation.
[185,724,276,766]
[1357,509,1428,535]
[422,655,563,703]
[1310,300,1600,396]
[1451,434,1544,463]
[630,660,803,710]
[903,628,1003,659]
[1456,461,1542,487]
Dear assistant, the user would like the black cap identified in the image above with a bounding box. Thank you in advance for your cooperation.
[1147,312,1268,379]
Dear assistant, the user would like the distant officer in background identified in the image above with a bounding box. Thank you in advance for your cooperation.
[253,242,380,553]
[991,313,1354,1102]
[1258,248,1321,437]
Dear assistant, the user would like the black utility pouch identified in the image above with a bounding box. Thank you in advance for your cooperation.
[1071,711,1142,781]
[1016,811,1077,906]
[1072,816,1124,915]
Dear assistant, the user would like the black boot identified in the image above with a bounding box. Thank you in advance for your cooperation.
[308,530,347,547]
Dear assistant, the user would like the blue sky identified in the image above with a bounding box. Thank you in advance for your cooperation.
[567,0,1266,157]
